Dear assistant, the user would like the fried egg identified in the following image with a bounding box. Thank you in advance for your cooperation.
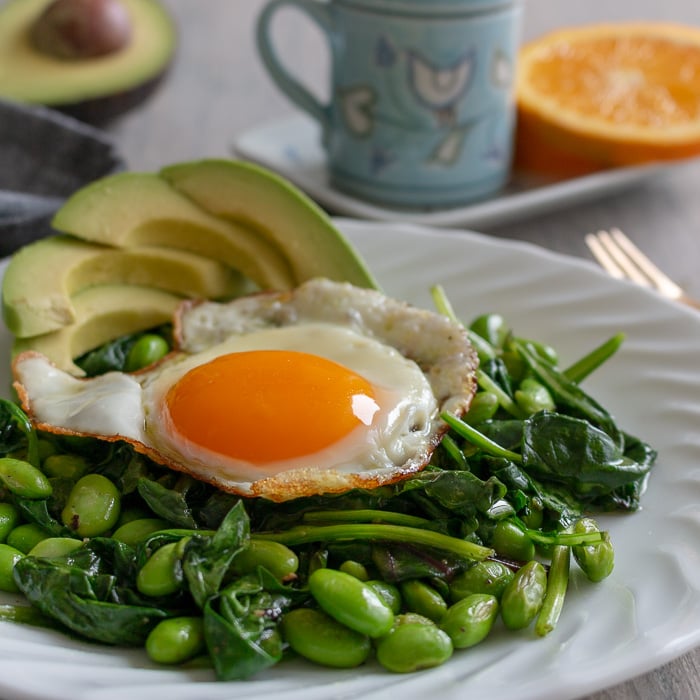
[12,279,477,502]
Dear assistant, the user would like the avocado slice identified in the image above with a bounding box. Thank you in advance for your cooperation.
[51,172,296,290]
[161,159,379,290]
[13,284,181,375]
[0,0,176,123]
[2,234,247,338]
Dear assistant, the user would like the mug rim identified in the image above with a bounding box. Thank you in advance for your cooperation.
[334,0,519,17]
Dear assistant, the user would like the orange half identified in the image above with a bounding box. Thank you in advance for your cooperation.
[515,22,700,176]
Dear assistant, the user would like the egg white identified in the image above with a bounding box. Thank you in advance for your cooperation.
[13,279,478,501]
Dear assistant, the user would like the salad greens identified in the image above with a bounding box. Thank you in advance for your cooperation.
[0,293,656,680]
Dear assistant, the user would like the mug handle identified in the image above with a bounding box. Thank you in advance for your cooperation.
[256,0,333,131]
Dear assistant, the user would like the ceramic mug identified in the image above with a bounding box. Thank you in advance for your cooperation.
[256,0,522,209]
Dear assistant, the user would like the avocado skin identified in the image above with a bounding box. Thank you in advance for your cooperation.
[57,69,171,126]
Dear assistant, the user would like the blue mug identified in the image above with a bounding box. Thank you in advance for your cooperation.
[256,0,522,209]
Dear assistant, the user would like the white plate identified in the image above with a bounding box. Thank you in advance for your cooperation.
[1,221,700,700]
[233,114,669,228]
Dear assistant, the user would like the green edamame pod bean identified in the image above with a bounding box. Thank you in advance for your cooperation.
[500,560,547,630]
[7,523,49,554]
[146,616,206,665]
[400,579,448,622]
[112,518,170,547]
[338,559,370,581]
[0,458,52,499]
[375,615,453,673]
[308,568,394,638]
[492,520,536,562]
[0,543,24,592]
[137,541,182,597]
[572,517,615,582]
[42,454,88,480]
[520,497,544,530]
[439,593,499,649]
[463,392,499,425]
[514,378,556,415]
[230,540,299,580]
[62,474,121,537]
[28,537,83,559]
[365,580,402,615]
[470,314,508,348]
[125,334,170,372]
[0,503,20,543]
[282,608,370,668]
[518,338,559,366]
[450,560,515,602]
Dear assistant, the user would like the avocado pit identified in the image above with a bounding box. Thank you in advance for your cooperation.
[31,0,132,60]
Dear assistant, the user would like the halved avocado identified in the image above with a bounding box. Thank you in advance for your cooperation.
[2,234,246,338]
[0,0,176,123]
[13,284,181,375]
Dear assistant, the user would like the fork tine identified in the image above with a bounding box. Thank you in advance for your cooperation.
[607,228,684,297]
[593,230,654,288]
[584,231,649,285]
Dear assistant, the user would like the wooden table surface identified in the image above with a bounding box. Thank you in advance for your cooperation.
[107,1,700,698]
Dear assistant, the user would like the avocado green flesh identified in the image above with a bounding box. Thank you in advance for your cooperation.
[50,172,296,291]
[162,159,380,290]
[0,0,176,107]
[10,158,379,371]
[2,235,246,338]
[13,284,181,376]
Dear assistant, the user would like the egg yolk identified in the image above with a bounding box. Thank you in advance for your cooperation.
[164,350,380,464]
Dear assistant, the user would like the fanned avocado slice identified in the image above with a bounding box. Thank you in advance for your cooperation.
[161,159,379,290]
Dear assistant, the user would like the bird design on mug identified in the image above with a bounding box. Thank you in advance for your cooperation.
[336,35,513,172]
[405,49,476,127]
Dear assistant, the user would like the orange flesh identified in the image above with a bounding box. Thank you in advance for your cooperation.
[528,36,700,127]
[164,350,378,464]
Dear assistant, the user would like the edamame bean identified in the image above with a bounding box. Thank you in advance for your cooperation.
[230,540,299,580]
[146,616,205,665]
[400,579,448,622]
[42,454,88,480]
[7,523,49,554]
[492,520,536,562]
[125,334,170,372]
[338,559,370,581]
[112,518,169,547]
[470,314,508,348]
[572,517,615,582]
[28,537,83,559]
[464,391,499,425]
[439,594,499,649]
[514,378,556,415]
[37,438,57,462]
[0,458,52,499]
[137,541,182,597]
[281,608,371,668]
[365,580,402,614]
[375,615,453,673]
[0,543,24,592]
[500,560,547,630]
[450,560,515,602]
[308,568,394,638]
[0,503,20,543]
[61,474,121,537]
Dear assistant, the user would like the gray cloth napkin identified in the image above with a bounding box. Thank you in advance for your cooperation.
[0,98,125,256]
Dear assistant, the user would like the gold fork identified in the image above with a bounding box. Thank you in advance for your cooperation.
[584,228,700,311]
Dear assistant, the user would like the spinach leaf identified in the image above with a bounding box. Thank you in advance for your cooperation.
[183,501,250,608]
[137,477,198,528]
[522,411,653,501]
[13,538,170,645]
[204,573,292,681]
[0,399,39,467]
